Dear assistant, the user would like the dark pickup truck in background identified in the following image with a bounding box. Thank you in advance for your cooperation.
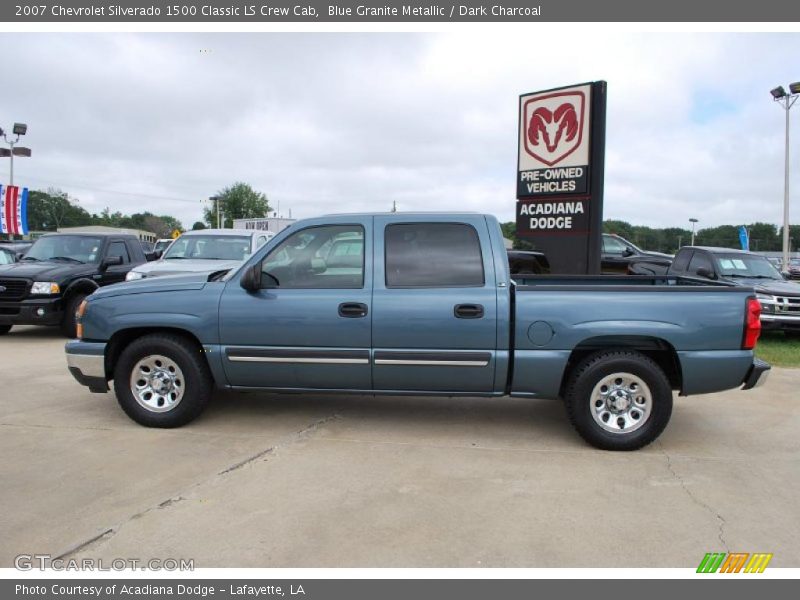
[667,246,800,337]
[0,232,146,337]
[602,233,673,275]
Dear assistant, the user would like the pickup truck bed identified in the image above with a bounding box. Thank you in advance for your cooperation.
[65,213,769,451]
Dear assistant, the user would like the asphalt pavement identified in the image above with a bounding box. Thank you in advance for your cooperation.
[1,325,798,568]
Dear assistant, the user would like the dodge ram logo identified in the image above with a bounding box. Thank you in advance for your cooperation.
[522,91,586,167]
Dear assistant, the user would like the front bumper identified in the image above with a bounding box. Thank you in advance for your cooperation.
[742,358,771,390]
[65,340,109,393]
[760,313,800,332]
[0,297,63,326]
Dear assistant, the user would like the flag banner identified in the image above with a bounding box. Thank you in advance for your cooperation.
[18,187,29,235]
[0,184,6,235]
[0,185,28,235]
[739,226,750,251]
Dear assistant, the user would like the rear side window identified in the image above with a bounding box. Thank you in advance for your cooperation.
[385,223,484,288]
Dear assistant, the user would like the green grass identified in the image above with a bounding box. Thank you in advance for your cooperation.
[756,332,800,368]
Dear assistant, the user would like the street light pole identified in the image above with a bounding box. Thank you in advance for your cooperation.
[771,83,800,272]
[1,122,31,187]
[689,218,698,246]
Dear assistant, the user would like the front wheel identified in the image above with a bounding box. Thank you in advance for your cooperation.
[113,333,212,427]
[564,350,673,451]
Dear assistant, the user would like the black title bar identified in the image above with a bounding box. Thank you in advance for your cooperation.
[5,0,800,22]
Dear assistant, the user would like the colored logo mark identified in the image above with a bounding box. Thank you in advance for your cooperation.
[697,552,773,573]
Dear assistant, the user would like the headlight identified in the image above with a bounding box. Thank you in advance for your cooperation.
[756,293,775,312]
[125,271,145,281]
[30,281,60,295]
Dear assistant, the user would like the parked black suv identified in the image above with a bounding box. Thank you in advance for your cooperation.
[667,246,800,337]
[0,232,146,337]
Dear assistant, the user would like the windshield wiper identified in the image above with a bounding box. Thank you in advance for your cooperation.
[163,256,189,259]
[48,256,84,264]
[21,256,39,261]
[726,274,775,279]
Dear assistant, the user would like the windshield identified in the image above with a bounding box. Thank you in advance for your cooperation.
[24,235,103,263]
[714,253,783,279]
[163,235,251,261]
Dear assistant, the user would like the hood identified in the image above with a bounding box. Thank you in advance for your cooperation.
[0,260,96,281]
[725,277,800,296]
[130,258,243,278]
[91,272,213,300]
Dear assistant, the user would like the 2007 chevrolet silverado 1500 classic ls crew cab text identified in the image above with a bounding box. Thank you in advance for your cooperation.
[65,213,770,450]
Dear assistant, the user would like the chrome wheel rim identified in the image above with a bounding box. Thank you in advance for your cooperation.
[590,372,652,434]
[130,354,185,413]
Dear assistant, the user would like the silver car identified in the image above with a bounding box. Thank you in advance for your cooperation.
[125,229,273,281]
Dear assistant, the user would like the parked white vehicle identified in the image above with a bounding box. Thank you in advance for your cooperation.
[126,229,273,280]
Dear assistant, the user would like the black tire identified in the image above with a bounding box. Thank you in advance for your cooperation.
[564,350,673,451]
[60,293,87,338]
[0,325,11,335]
[113,333,212,428]
[784,330,800,340]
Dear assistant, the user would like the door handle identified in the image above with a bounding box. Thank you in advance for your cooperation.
[339,302,369,318]
[454,304,484,319]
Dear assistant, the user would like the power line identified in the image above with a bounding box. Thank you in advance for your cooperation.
[19,175,204,205]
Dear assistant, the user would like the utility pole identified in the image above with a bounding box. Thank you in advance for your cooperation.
[770,83,800,272]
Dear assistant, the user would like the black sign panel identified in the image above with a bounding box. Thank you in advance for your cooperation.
[516,81,607,274]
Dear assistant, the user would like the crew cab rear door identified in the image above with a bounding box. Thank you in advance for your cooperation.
[371,215,498,393]
[218,217,372,390]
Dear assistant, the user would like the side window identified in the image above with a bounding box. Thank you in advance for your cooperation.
[671,250,692,273]
[603,236,628,255]
[687,252,713,276]
[107,241,130,264]
[261,225,364,289]
[385,223,484,288]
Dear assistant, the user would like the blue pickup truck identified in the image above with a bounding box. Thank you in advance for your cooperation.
[65,213,769,450]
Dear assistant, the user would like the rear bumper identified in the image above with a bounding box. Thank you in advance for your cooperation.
[65,340,109,393]
[741,358,771,390]
[0,297,63,326]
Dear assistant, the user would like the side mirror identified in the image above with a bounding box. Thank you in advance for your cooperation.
[144,252,158,262]
[622,248,635,257]
[16,252,25,260]
[101,256,123,271]
[782,271,790,280]
[153,249,163,259]
[696,267,716,279]
[240,264,263,291]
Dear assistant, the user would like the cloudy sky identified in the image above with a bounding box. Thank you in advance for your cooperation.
[1,32,799,230]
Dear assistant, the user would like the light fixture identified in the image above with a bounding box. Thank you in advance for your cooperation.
[790,82,800,95]
[12,123,27,136]
[770,86,787,99]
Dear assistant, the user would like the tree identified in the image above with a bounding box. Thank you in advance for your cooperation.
[192,221,207,230]
[203,182,270,228]
[25,188,92,231]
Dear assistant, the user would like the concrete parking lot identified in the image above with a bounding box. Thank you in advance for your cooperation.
[1,325,798,568]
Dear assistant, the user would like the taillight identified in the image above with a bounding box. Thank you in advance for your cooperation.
[743,296,761,350]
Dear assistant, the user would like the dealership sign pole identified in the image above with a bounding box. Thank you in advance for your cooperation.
[516,81,607,274]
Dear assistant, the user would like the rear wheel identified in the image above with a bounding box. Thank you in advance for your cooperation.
[60,293,87,338]
[0,325,11,335]
[113,333,212,427]
[564,350,673,451]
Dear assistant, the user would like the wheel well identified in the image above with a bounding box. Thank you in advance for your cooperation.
[105,327,206,380]
[559,336,682,396]
[64,280,98,302]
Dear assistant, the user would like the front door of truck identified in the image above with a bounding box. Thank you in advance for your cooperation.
[219,219,372,391]
[371,216,498,393]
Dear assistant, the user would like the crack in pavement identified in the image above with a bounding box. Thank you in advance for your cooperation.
[658,441,730,552]
[54,413,341,560]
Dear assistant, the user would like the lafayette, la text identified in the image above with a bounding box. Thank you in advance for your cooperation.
[17,584,305,597]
